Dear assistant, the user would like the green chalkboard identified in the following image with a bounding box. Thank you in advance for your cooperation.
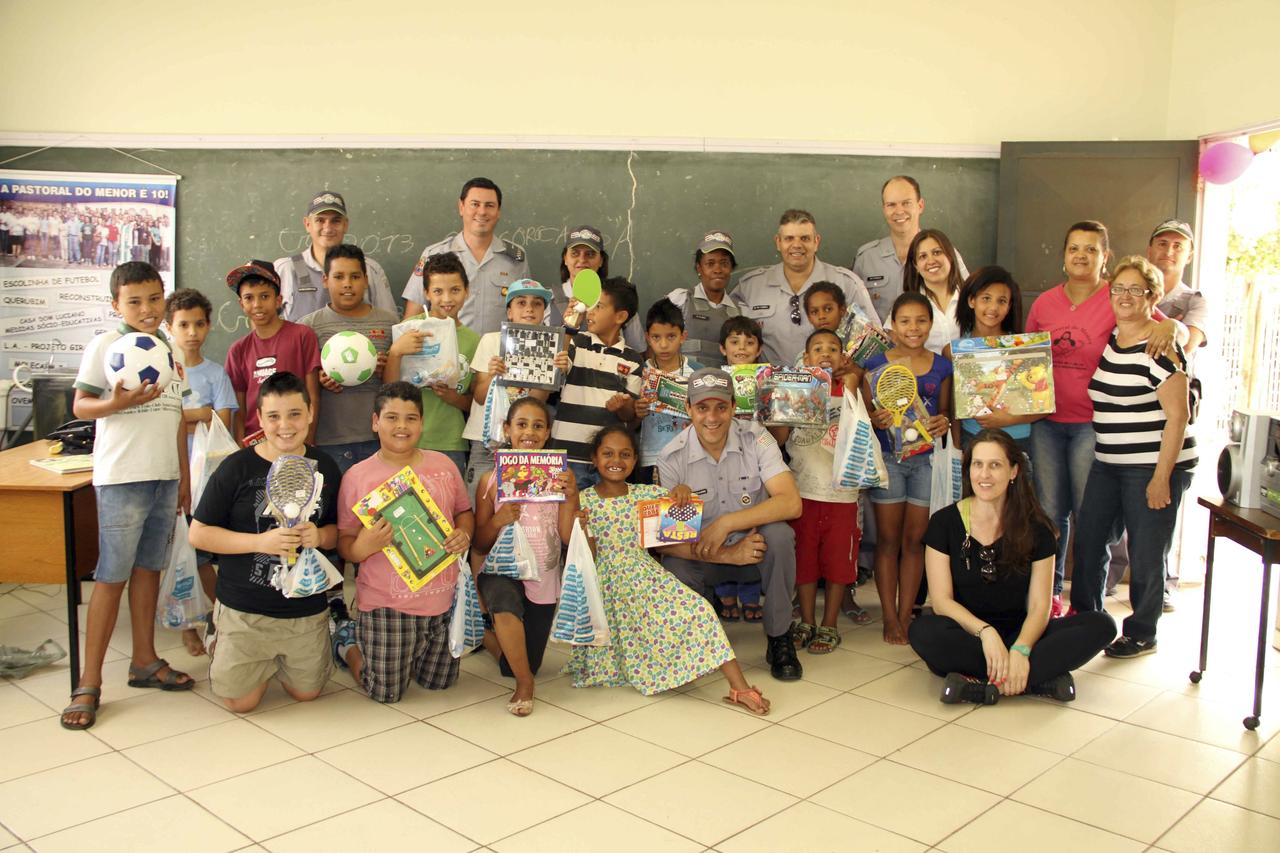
[0,146,998,360]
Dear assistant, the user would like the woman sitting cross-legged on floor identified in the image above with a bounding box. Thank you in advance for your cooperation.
[908,429,1116,705]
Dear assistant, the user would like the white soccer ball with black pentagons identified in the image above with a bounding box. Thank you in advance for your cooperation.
[321,331,378,386]
[104,332,175,391]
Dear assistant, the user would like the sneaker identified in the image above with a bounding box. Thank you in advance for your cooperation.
[940,672,998,705]
[331,618,357,669]
[1104,636,1157,658]
[765,633,803,681]
[1028,672,1076,702]
[1163,591,1176,613]
[1050,594,1067,619]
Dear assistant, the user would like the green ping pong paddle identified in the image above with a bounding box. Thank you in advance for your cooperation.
[572,269,602,310]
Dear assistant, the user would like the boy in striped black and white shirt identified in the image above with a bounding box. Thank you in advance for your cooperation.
[551,277,644,488]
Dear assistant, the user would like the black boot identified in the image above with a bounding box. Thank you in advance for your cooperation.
[765,633,803,681]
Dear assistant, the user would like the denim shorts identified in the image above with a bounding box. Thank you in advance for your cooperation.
[869,451,932,507]
[94,479,179,583]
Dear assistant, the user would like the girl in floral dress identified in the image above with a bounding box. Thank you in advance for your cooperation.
[564,425,769,714]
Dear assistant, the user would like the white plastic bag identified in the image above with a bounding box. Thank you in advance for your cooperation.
[157,515,210,629]
[832,387,888,490]
[394,316,461,387]
[930,433,964,515]
[190,414,238,510]
[448,566,486,658]
[551,519,611,646]
[270,548,343,599]
[481,382,511,450]
[481,521,541,581]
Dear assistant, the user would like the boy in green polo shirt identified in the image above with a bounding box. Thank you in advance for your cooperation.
[386,252,478,476]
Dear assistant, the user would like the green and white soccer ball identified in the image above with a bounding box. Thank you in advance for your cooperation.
[321,331,378,386]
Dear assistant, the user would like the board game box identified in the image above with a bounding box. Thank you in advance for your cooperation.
[493,450,568,503]
[498,322,566,391]
[637,497,704,548]
[641,367,690,418]
[352,466,458,592]
[951,332,1056,419]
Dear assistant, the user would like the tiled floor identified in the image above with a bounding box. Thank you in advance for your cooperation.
[1,549,1279,852]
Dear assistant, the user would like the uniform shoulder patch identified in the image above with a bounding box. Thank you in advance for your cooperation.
[855,238,881,256]
[501,239,526,262]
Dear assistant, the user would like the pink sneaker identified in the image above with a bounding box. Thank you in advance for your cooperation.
[1050,594,1067,618]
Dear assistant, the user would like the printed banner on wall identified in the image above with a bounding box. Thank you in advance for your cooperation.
[0,169,177,422]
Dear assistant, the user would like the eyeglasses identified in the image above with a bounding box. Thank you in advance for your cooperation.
[963,535,998,584]
[1109,284,1152,297]
[789,294,802,325]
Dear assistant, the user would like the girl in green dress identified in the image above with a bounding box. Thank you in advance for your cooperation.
[564,425,769,714]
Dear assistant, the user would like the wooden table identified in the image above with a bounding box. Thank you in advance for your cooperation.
[0,440,97,690]
[1191,496,1280,730]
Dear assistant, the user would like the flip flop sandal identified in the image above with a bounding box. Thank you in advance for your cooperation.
[60,686,101,730]
[842,600,873,625]
[506,697,535,717]
[790,621,815,649]
[717,597,741,622]
[742,603,764,623]
[808,625,842,655]
[127,658,194,691]
[722,685,770,716]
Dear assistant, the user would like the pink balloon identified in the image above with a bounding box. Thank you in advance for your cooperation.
[1200,142,1254,184]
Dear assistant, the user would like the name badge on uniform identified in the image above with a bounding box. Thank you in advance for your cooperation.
[692,488,708,496]
[867,275,884,282]
[298,285,317,292]
[752,305,769,311]
[693,313,709,321]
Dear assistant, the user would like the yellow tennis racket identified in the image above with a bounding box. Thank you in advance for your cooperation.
[875,364,918,429]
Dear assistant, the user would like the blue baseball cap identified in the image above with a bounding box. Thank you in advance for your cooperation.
[505,278,555,307]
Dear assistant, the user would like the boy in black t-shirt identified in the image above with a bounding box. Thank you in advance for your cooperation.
[190,372,341,712]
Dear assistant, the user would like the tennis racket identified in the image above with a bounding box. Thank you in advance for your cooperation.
[874,364,918,430]
[265,454,318,566]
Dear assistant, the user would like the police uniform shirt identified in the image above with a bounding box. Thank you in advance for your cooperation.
[666,283,740,367]
[1156,283,1209,354]
[402,233,529,335]
[274,250,397,323]
[853,236,969,323]
[730,259,878,364]
[657,418,791,526]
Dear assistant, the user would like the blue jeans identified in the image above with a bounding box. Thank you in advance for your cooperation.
[318,440,380,476]
[568,460,600,492]
[1032,420,1095,594]
[1070,461,1192,642]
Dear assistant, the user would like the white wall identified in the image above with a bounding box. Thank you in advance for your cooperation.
[0,0,1184,146]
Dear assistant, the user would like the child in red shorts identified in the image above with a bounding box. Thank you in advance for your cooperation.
[768,329,864,653]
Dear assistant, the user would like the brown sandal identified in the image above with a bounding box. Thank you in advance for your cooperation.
[723,685,771,716]
[127,658,194,691]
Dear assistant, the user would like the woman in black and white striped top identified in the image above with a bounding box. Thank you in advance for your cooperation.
[1069,256,1196,659]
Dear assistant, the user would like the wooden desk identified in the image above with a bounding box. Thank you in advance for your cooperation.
[1192,496,1280,730]
[0,440,97,690]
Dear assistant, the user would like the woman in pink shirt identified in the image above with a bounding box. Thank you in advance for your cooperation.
[1026,221,1179,614]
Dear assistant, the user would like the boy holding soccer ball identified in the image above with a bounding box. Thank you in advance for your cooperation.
[62,261,193,730]
[297,244,398,475]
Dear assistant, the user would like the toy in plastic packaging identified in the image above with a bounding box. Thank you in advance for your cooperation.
[838,309,893,366]
[756,365,831,428]
[190,414,238,510]
[498,322,566,391]
[447,566,486,658]
[641,367,690,418]
[832,386,888,489]
[638,496,704,547]
[495,450,567,503]
[870,362,933,460]
[157,515,211,628]
[352,465,459,591]
[270,547,343,599]
[481,521,541,581]
[729,363,768,417]
[551,519,611,646]
[393,316,461,388]
[951,331,1055,419]
[481,382,512,451]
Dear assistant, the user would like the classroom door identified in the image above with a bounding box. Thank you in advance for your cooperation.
[995,140,1200,312]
